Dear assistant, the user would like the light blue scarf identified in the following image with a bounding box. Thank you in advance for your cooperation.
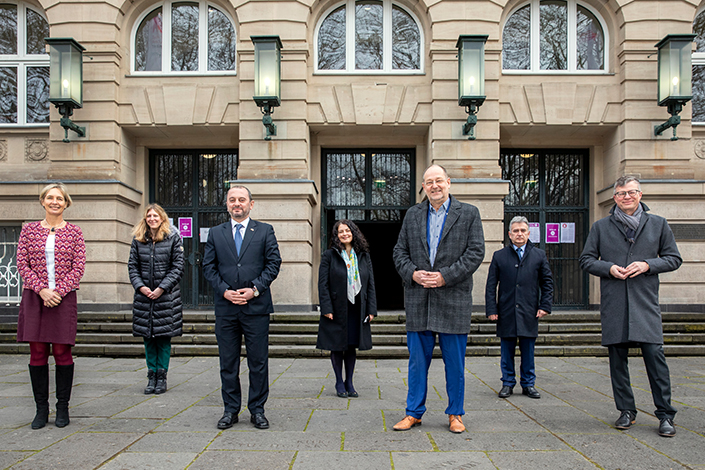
[340,249,362,304]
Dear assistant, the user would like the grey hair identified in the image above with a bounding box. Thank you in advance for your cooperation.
[509,215,529,230]
[614,175,641,192]
[423,164,449,180]
[226,185,253,202]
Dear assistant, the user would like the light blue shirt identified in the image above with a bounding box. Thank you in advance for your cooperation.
[513,244,525,260]
[428,198,450,267]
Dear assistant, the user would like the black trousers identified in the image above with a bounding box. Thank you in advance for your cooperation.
[215,313,270,415]
[607,342,676,420]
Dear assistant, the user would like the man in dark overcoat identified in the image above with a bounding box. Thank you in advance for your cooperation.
[392,164,485,433]
[580,176,682,438]
[486,216,553,400]
[203,185,282,431]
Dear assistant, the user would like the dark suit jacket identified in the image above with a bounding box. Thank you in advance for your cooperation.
[393,195,485,334]
[485,241,553,338]
[316,248,377,351]
[202,219,282,316]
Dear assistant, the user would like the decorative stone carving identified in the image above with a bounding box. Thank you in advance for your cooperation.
[0,139,7,161]
[695,140,705,160]
[25,139,48,162]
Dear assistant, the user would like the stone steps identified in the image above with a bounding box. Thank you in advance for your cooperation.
[1,311,705,357]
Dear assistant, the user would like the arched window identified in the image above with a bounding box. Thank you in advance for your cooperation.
[502,0,607,73]
[0,2,50,126]
[132,1,236,74]
[315,0,423,74]
[692,9,705,123]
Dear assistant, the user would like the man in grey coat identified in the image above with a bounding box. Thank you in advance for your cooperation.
[392,164,485,433]
[580,176,682,438]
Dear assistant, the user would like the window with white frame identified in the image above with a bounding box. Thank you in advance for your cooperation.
[502,0,606,73]
[0,2,50,125]
[692,9,705,123]
[133,1,236,74]
[316,0,422,73]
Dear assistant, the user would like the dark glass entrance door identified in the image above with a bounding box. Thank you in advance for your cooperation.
[322,149,415,310]
[150,149,238,308]
[500,149,589,308]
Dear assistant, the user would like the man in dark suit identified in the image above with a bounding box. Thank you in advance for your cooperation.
[392,164,485,433]
[580,176,681,437]
[485,216,553,400]
[202,185,281,430]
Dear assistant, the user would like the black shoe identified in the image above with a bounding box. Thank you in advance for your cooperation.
[336,391,348,398]
[144,369,156,395]
[498,386,513,398]
[154,369,167,395]
[250,412,269,429]
[54,364,74,428]
[615,410,636,430]
[522,386,541,399]
[217,412,238,429]
[29,365,49,430]
[344,380,358,398]
[658,418,676,437]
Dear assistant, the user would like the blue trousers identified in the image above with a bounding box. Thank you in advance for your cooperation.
[500,337,536,388]
[406,331,467,418]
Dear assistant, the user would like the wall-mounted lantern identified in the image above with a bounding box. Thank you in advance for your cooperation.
[457,35,487,140]
[251,35,282,141]
[45,37,86,143]
[654,34,696,141]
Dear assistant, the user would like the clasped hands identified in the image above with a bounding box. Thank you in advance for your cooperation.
[609,261,649,280]
[488,309,548,322]
[39,288,62,308]
[139,286,165,300]
[413,270,446,288]
[224,288,254,305]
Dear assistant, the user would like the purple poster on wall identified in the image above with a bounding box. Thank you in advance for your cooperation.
[545,223,559,243]
[178,217,193,238]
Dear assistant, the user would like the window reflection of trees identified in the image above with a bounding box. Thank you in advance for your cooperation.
[327,153,366,207]
[545,153,583,206]
[0,5,18,54]
[692,11,705,123]
[392,6,419,70]
[135,9,163,72]
[199,153,237,206]
[318,5,346,70]
[502,153,540,206]
[26,67,49,123]
[208,7,236,71]
[355,1,383,70]
[576,6,603,70]
[156,154,194,207]
[540,0,567,70]
[503,5,530,70]
[26,8,49,54]
[172,3,199,71]
[0,67,18,123]
[371,154,410,207]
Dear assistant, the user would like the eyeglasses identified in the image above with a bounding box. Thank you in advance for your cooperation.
[614,190,641,199]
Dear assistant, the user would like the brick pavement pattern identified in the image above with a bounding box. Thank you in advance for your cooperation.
[0,355,703,469]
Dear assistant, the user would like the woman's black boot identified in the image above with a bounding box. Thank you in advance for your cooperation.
[54,363,74,428]
[29,365,49,429]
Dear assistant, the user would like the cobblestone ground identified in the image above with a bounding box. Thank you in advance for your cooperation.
[0,354,704,469]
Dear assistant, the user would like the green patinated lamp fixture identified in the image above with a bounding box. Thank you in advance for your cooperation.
[654,34,697,141]
[457,35,487,140]
[45,37,86,143]
[251,35,282,141]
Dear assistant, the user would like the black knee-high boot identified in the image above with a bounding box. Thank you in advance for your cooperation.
[55,363,74,428]
[29,365,49,429]
[330,351,346,397]
[343,347,358,397]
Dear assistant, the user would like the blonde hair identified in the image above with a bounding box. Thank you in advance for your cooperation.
[132,204,172,243]
[40,183,72,208]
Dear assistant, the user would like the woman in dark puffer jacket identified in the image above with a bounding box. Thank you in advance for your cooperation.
[128,204,184,395]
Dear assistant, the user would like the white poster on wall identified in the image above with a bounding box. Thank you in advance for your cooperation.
[560,222,575,243]
[199,227,210,243]
[529,222,540,244]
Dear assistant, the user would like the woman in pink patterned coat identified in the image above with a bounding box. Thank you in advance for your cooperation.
[16,183,86,430]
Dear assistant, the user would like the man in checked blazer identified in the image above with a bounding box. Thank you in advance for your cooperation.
[392,164,485,433]
[203,185,281,431]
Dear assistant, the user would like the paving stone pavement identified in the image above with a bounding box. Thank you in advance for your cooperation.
[0,354,704,469]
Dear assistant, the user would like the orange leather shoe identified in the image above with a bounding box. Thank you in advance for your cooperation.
[449,414,465,433]
[392,415,422,431]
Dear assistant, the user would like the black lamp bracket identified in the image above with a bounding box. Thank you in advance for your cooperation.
[55,103,85,143]
[462,102,481,140]
[654,101,685,141]
[260,103,277,141]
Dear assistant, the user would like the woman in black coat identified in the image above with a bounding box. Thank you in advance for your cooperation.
[128,204,184,395]
[317,219,377,398]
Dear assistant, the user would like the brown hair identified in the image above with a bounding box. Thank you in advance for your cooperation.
[132,204,173,243]
[39,182,72,208]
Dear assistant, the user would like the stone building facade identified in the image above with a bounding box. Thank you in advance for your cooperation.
[0,0,703,312]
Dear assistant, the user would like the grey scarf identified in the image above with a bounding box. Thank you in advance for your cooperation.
[613,203,643,233]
